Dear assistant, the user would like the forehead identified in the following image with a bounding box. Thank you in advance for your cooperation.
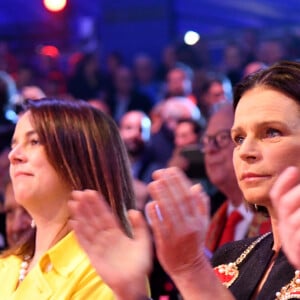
[14,111,34,134]
[234,87,300,127]
[206,108,233,134]
[176,122,193,132]
[168,69,185,79]
[120,113,143,127]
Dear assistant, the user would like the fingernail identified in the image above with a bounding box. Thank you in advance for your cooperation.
[155,204,163,221]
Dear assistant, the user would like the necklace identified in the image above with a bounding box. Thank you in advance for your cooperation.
[18,219,69,283]
[18,254,32,282]
[275,269,300,299]
[214,232,271,288]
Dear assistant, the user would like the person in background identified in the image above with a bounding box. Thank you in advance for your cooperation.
[119,110,155,184]
[203,103,271,252]
[147,96,203,169]
[104,66,153,124]
[167,118,206,182]
[242,61,267,78]
[197,74,232,121]
[163,65,197,104]
[133,53,163,105]
[0,98,151,299]
[219,42,245,86]
[119,110,158,211]
[67,52,106,101]
[3,176,31,248]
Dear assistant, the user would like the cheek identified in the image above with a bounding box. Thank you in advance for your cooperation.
[267,144,300,172]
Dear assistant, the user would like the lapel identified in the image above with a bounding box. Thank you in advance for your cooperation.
[205,201,228,252]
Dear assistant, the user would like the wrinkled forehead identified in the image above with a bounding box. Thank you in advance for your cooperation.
[233,87,300,129]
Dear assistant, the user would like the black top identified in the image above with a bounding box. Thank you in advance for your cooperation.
[211,233,297,300]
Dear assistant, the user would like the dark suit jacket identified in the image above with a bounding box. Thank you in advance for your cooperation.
[212,234,298,300]
[105,90,153,124]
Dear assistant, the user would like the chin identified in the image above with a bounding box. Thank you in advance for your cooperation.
[14,192,31,207]
[242,186,270,204]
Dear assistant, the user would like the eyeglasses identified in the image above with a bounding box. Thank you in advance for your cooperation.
[200,129,232,152]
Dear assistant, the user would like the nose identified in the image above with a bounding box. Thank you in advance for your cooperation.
[237,137,260,162]
[8,145,26,164]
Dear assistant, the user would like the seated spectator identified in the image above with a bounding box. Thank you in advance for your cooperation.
[119,110,159,211]
[162,64,197,104]
[104,66,153,124]
[119,110,158,184]
[3,177,31,249]
[133,53,163,105]
[168,118,206,181]
[67,52,106,100]
[198,74,232,121]
[147,97,203,168]
[243,61,267,78]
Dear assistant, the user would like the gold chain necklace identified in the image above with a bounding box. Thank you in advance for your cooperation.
[275,269,300,299]
[214,232,271,288]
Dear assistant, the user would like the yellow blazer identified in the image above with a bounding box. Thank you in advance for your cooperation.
[0,231,115,299]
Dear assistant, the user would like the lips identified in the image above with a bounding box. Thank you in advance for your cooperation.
[240,172,270,182]
[13,171,33,178]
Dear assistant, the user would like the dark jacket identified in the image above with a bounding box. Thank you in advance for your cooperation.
[211,233,298,300]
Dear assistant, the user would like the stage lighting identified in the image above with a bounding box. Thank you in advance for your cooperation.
[184,31,200,46]
[43,0,67,12]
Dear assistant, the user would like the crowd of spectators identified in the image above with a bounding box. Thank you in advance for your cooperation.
[0,31,300,299]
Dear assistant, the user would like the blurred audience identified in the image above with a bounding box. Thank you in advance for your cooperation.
[67,52,106,100]
[3,177,31,249]
[119,110,158,184]
[104,66,153,124]
[256,38,287,66]
[147,97,202,168]
[243,61,267,78]
[197,74,232,121]
[168,118,205,181]
[163,64,197,104]
[219,42,245,86]
[133,53,163,105]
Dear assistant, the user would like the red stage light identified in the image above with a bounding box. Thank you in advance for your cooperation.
[40,45,60,58]
[43,0,67,12]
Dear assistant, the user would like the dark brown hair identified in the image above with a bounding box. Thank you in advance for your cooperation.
[5,98,135,257]
[234,60,300,110]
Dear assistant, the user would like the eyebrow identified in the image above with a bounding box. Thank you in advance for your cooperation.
[232,120,285,132]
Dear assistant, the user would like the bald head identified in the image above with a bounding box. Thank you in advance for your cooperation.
[119,110,151,156]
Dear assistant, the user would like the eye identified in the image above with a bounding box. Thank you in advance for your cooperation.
[232,134,244,146]
[29,138,40,146]
[265,128,282,138]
